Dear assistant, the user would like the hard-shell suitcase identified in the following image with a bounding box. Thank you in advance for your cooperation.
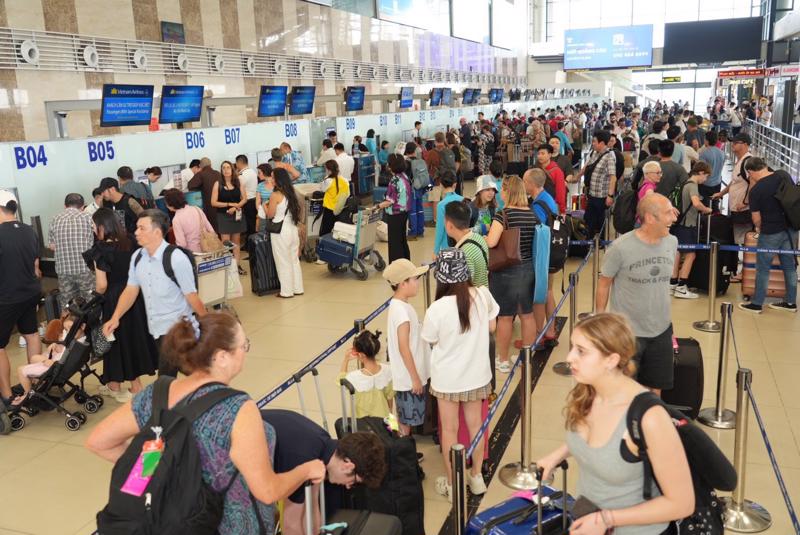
[317,234,354,267]
[336,379,425,535]
[466,463,573,535]
[687,212,735,295]
[43,290,61,321]
[741,231,788,300]
[305,482,402,535]
[661,338,704,420]
[247,232,280,296]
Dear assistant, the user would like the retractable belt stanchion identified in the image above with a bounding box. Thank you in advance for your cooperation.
[698,302,736,429]
[499,346,540,489]
[579,235,600,320]
[723,368,773,533]
[552,273,576,377]
[423,268,432,309]
[451,444,467,535]
[694,241,722,333]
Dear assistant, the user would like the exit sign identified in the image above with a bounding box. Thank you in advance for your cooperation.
[662,76,682,83]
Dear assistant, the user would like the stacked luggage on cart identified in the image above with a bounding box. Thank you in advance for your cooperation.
[317,204,386,281]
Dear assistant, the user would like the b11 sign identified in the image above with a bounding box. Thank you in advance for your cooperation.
[564,25,653,71]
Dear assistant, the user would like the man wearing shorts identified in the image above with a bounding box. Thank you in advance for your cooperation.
[0,190,43,407]
[596,193,678,395]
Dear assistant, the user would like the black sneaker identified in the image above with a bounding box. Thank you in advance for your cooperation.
[416,452,424,462]
[738,303,763,314]
[768,302,797,313]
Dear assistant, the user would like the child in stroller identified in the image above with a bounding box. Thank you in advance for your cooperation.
[2,293,106,433]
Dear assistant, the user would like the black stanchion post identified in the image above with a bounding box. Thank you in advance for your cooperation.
[553,272,576,377]
[499,347,539,489]
[698,302,736,429]
[579,235,599,320]
[723,368,773,532]
[451,444,467,535]
[423,268,432,309]
[694,241,722,333]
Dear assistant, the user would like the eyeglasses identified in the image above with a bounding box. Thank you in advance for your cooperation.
[647,171,663,175]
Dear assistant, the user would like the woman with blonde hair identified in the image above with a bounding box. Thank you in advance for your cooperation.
[536,313,694,535]
[485,174,538,373]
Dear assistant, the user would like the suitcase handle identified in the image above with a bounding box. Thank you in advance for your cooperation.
[295,367,330,434]
[304,480,328,535]
[338,378,358,433]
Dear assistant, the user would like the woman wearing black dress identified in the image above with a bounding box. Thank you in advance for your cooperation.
[85,208,158,402]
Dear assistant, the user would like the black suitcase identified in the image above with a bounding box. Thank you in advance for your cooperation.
[43,290,61,321]
[687,212,736,295]
[662,337,704,420]
[247,232,280,296]
[305,483,402,535]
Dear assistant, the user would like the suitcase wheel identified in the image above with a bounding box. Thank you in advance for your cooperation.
[350,259,369,281]
[327,263,348,274]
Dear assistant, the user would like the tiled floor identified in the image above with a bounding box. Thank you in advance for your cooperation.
[1,208,799,535]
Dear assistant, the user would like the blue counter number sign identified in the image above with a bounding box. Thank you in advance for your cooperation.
[14,145,48,170]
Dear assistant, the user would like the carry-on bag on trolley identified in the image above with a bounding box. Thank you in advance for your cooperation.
[304,481,402,535]
[661,338,704,420]
[247,232,280,296]
[741,231,789,300]
[466,463,574,535]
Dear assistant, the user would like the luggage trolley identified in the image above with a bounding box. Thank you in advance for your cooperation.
[295,182,323,263]
[316,205,386,281]
[194,243,237,312]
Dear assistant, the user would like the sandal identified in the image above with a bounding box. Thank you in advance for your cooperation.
[238,265,247,276]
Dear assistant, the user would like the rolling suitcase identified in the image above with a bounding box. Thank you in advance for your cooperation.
[43,290,61,321]
[317,234,354,267]
[741,231,788,300]
[305,482,402,535]
[687,212,735,295]
[247,232,280,296]
[466,463,573,535]
[336,379,425,535]
[437,400,489,462]
[661,338,704,420]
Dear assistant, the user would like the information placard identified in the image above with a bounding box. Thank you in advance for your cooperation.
[564,25,653,71]
[289,86,316,115]
[101,84,154,127]
[159,85,203,124]
[258,86,288,117]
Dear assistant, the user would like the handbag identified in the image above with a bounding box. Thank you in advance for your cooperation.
[488,210,522,272]
[264,218,284,234]
[730,209,752,226]
[91,326,113,357]
[196,207,224,252]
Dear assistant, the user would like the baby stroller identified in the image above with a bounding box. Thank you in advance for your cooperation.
[4,293,106,433]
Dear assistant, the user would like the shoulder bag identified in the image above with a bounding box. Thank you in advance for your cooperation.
[488,210,522,272]
[196,207,225,252]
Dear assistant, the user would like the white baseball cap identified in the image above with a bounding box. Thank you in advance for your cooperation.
[475,175,499,194]
[0,189,18,213]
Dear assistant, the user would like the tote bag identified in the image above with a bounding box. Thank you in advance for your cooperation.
[488,210,522,272]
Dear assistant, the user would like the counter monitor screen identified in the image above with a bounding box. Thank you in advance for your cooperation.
[430,88,442,106]
[471,89,481,104]
[258,85,288,117]
[289,86,316,115]
[442,88,452,106]
[345,86,366,111]
[159,85,203,124]
[463,88,474,104]
[399,86,414,109]
[101,84,154,127]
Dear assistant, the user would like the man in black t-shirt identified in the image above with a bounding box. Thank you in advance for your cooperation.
[98,177,143,234]
[261,409,386,535]
[0,190,42,406]
[739,158,798,314]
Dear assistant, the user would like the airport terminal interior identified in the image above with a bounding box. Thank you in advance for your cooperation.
[1,1,800,535]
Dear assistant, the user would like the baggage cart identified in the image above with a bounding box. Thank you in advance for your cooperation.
[294,182,323,263]
[194,243,236,310]
[317,205,386,281]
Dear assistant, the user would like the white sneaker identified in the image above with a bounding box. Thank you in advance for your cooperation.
[435,476,452,502]
[669,283,677,295]
[673,284,699,299]
[314,259,326,265]
[112,389,133,403]
[97,384,114,397]
[495,360,512,374]
[468,473,487,495]
[18,336,26,348]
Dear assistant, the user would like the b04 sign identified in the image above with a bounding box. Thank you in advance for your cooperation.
[14,145,48,170]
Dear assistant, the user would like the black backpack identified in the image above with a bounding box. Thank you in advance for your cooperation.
[97,378,254,535]
[774,170,800,230]
[135,244,199,290]
[613,189,638,234]
[626,392,737,535]
[541,167,557,201]
[336,196,359,224]
[533,200,569,273]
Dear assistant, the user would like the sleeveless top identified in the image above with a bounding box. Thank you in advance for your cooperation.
[217,183,242,213]
[565,415,667,535]
[272,196,295,227]
[132,382,276,534]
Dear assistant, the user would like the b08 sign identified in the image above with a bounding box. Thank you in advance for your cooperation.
[284,123,298,138]
[14,145,48,170]
[88,140,115,162]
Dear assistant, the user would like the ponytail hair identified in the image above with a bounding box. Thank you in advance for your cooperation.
[564,313,637,431]
[161,312,241,374]
[353,329,382,359]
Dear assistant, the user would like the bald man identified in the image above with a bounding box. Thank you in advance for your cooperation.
[595,193,678,396]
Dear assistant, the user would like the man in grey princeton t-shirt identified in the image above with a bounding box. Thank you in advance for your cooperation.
[596,193,678,395]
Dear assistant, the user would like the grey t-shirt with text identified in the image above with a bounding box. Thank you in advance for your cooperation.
[601,231,677,338]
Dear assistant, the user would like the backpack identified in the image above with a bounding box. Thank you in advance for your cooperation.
[409,158,431,190]
[437,147,457,178]
[134,244,198,290]
[613,189,638,234]
[773,171,800,230]
[533,200,569,272]
[668,180,692,225]
[459,145,474,173]
[336,196,359,224]
[541,167,557,200]
[622,135,637,153]
[626,392,737,535]
[97,378,256,535]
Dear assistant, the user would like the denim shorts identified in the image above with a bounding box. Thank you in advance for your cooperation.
[395,387,427,426]
[489,262,535,316]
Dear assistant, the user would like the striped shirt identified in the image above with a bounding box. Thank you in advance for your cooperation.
[48,208,94,275]
[493,208,537,261]
[456,232,489,287]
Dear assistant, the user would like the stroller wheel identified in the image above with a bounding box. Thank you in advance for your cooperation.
[65,415,81,431]
[74,392,87,404]
[10,413,25,432]
[74,411,87,424]
[91,395,104,408]
[84,399,100,414]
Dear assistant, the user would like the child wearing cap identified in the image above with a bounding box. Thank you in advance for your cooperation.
[469,175,498,236]
[421,248,499,502]
[383,259,430,438]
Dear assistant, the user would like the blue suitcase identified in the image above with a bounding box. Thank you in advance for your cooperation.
[373,186,387,204]
[316,233,354,267]
[466,464,573,535]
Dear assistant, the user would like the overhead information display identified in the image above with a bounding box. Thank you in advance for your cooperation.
[159,85,203,124]
[101,84,154,127]
[564,24,653,71]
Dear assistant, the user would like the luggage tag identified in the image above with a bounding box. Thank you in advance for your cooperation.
[553,219,561,231]
[120,427,165,496]
[384,413,399,433]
